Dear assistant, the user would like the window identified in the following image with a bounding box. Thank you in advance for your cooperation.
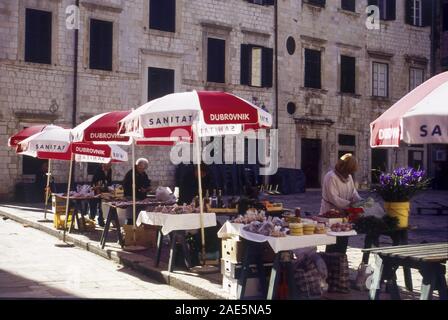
[405,0,431,27]
[25,8,52,64]
[338,134,356,146]
[207,38,226,83]
[304,49,321,89]
[368,0,396,21]
[246,0,275,5]
[305,0,326,7]
[240,45,273,87]
[89,19,113,71]
[149,0,176,32]
[372,62,388,97]
[340,55,356,94]
[341,0,356,12]
[409,67,424,90]
[148,67,175,101]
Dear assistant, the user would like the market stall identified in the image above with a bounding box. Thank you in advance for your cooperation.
[136,205,217,272]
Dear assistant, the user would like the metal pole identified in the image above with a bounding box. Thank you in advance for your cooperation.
[62,154,74,243]
[43,159,52,220]
[194,124,206,265]
[132,138,137,245]
[274,0,279,129]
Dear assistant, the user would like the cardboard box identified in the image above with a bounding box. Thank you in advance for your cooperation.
[53,212,73,230]
[123,224,158,248]
[221,238,276,264]
[222,275,265,299]
[221,237,244,264]
[221,259,272,279]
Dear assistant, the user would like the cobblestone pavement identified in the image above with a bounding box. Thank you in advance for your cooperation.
[0,218,195,299]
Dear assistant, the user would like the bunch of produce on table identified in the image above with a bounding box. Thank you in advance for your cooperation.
[243,217,286,237]
[153,204,199,214]
[232,208,267,224]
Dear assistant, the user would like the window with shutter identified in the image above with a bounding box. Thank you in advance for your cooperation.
[409,67,424,90]
[341,0,356,12]
[341,55,356,94]
[147,67,175,101]
[305,0,326,8]
[304,49,321,89]
[25,8,52,64]
[247,0,275,5]
[372,62,388,97]
[89,19,113,71]
[406,0,430,27]
[369,0,395,21]
[207,38,226,83]
[240,45,273,87]
[149,0,176,33]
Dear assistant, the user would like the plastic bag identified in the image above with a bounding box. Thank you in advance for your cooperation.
[155,186,176,202]
[355,263,373,291]
[361,201,385,218]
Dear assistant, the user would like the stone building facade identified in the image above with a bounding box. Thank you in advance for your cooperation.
[276,0,432,189]
[0,0,433,201]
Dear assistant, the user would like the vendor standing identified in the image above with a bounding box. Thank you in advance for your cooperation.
[89,162,113,227]
[321,153,362,253]
[123,158,151,225]
[320,153,362,214]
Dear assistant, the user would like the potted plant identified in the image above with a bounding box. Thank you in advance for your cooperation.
[374,167,431,228]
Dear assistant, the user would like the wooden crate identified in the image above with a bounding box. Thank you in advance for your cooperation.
[123,224,158,248]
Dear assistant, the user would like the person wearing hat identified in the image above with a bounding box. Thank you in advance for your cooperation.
[321,153,362,254]
[320,153,362,214]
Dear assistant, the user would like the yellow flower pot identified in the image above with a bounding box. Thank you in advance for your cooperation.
[384,202,410,229]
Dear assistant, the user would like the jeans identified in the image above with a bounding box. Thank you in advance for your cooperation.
[89,199,104,222]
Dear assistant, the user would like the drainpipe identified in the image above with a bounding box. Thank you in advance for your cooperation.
[70,0,79,185]
[274,0,279,130]
[430,0,437,76]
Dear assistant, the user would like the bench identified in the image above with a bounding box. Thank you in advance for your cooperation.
[362,243,448,300]
[416,201,448,216]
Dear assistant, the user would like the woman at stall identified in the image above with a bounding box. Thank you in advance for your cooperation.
[123,158,151,200]
[321,153,362,255]
[320,153,362,214]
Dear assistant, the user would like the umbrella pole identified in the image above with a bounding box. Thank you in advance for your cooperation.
[42,159,52,221]
[62,154,74,243]
[132,138,137,246]
[194,125,206,265]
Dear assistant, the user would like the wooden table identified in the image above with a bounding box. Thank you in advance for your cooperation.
[100,202,125,249]
[363,243,448,300]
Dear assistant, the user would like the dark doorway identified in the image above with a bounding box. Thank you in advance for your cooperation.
[408,150,424,170]
[301,138,321,188]
[371,148,388,183]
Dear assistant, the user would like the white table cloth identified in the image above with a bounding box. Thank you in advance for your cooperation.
[136,211,217,235]
[218,221,337,253]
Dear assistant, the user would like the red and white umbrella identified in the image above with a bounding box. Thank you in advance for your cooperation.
[118,91,272,141]
[18,128,128,163]
[8,124,62,148]
[119,90,272,263]
[17,127,127,240]
[71,111,131,145]
[370,71,448,147]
